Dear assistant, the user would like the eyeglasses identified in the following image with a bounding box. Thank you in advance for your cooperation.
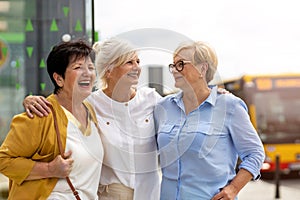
[168,60,192,73]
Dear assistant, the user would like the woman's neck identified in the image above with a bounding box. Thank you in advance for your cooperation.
[182,83,211,115]
[103,85,136,102]
[55,93,88,128]
[54,93,84,113]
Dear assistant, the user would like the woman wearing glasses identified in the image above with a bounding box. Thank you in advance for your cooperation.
[154,41,265,200]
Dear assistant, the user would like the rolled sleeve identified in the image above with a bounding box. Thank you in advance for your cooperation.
[229,98,265,180]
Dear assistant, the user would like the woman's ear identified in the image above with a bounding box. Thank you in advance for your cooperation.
[53,73,64,87]
[105,70,112,79]
[201,63,208,74]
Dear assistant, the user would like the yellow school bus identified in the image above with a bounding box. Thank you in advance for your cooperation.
[219,74,300,176]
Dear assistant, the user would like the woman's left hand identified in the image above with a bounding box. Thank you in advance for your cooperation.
[211,184,238,200]
[23,95,51,118]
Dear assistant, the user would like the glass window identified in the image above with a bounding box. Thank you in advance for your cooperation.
[0,0,93,144]
[255,90,300,144]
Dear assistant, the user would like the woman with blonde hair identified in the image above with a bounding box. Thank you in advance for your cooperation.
[23,37,161,200]
[154,40,265,200]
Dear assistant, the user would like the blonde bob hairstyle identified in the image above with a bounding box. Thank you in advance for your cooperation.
[93,37,137,89]
[174,41,218,83]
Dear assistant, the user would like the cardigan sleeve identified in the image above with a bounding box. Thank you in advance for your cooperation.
[0,113,43,185]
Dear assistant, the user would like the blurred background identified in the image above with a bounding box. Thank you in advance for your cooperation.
[0,0,299,199]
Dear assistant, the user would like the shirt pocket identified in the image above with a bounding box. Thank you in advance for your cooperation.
[157,122,181,154]
[187,122,227,159]
[157,122,181,175]
[158,122,180,139]
[135,113,155,138]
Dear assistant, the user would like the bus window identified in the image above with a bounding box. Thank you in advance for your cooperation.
[254,90,300,144]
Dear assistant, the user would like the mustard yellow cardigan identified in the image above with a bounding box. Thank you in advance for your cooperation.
[0,94,97,200]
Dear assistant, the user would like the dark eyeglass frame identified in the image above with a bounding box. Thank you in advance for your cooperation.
[168,60,192,73]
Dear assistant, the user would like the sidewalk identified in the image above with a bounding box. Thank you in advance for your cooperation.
[1,173,299,200]
[238,179,300,200]
[0,174,8,200]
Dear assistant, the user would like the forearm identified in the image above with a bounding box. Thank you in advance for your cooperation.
[26,152,73,180]
[229,168,253,193]
[26,162,52,180]
[211,168,254,200]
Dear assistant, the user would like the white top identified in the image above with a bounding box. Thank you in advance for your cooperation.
[48,107,104,200]
[88,87,162,200]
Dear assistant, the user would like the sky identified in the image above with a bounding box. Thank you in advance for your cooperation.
[94,0,300,83]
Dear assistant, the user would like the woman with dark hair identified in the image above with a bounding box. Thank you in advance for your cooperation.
[0,40,103,199]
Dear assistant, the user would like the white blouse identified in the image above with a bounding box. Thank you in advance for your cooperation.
[48,107,103,200]
[88,87,162,200]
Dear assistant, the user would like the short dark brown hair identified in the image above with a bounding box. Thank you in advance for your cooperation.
[47,39,95,94]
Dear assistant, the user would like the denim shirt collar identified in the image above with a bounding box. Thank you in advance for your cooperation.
[170,85,218,108]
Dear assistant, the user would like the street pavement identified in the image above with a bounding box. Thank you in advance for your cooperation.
[238,179,300,200]
[0,174,8,200]
[1,173,299,199]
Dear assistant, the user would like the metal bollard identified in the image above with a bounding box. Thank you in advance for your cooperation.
[275,155,280,199]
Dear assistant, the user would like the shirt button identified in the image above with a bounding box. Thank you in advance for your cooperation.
[106,122,110,125]
[125,103,128,106]
[145,119,149,123]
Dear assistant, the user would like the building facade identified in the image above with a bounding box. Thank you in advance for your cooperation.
[0,0,94,143]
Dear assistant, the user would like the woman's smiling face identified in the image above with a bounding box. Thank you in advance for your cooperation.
[58,56,96,101]
[108,53,141,87]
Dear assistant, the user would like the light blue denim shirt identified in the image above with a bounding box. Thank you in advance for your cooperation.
[154,86,265,200]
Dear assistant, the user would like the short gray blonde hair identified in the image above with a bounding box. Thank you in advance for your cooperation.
[174,41,218,83]
[93,37,137,88]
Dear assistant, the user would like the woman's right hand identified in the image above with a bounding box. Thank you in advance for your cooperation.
[48,151,74,178]
[23,95,51,118]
